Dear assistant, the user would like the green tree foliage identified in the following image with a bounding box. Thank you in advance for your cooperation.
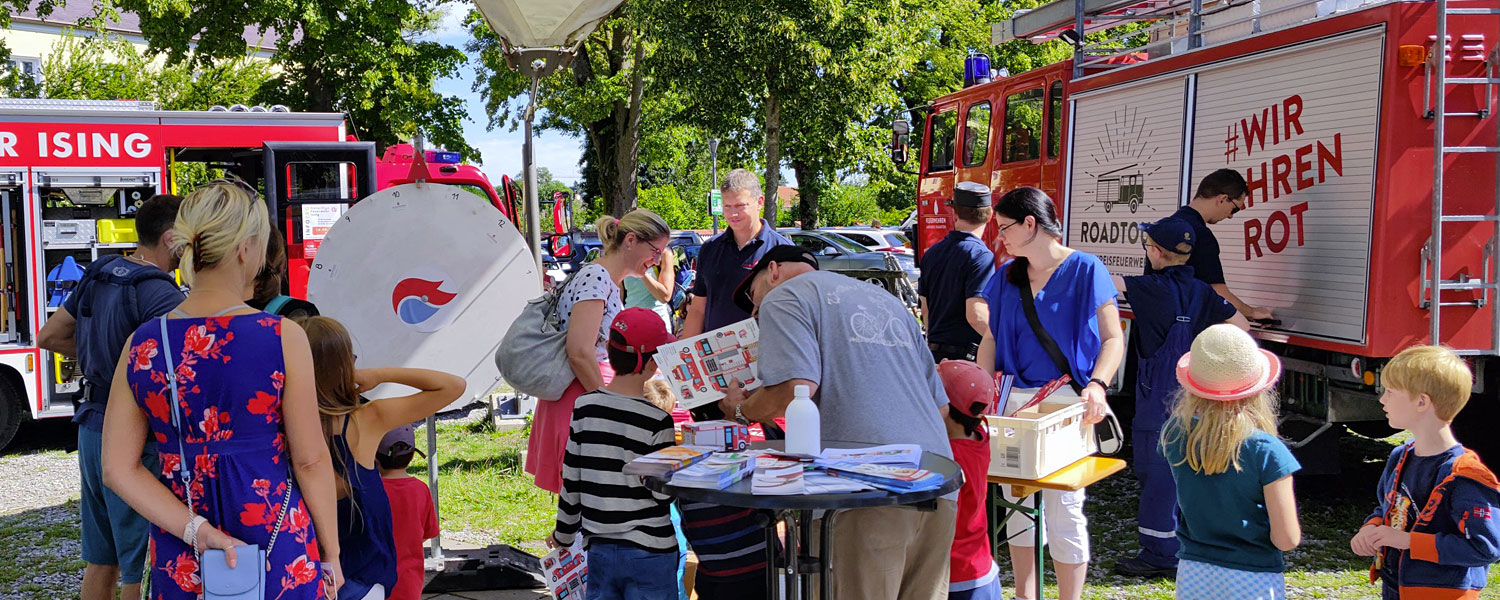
[114,0,474,158]
[39,31,271,110]
[0,0,63,95]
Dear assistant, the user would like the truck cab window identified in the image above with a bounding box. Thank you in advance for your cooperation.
[1003,88,1045,163]
[927,110,957,171]
[963,102,992,167]
[1048,81,1064,158]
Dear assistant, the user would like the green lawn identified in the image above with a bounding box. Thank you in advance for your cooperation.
[411,419,1500,598]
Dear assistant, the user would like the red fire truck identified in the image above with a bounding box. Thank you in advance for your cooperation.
[898,0,1500,466]
[0,98,516,448]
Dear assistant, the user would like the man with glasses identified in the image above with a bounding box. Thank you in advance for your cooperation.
[1146,168,1273,322]
[918,181,994,362]
[678,168,791,600]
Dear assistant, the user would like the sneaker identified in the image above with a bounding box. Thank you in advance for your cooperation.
[1112,556,1177,579]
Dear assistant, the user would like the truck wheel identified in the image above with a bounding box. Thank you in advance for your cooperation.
[0,375,25,451]
[1453,393,1500,468]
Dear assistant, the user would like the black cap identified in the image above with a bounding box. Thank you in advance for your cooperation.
[950,181,992,208]
[732,245,819,314]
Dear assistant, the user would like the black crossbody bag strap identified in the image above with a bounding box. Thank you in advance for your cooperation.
[1016,275,1086,394]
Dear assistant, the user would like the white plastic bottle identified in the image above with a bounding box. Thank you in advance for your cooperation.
[784,384,821,456]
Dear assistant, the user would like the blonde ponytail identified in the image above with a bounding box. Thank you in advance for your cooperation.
[595,209,670,254]
[171,182,270,286]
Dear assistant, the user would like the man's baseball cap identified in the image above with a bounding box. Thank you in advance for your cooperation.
[377,424,425,459]
[937,360,996,418]
[950,181,993,208]
[732,245,819,314]
[1138,217,1195,254]
[607,307,677,360]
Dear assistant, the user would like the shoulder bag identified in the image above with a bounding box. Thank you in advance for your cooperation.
[1015,273,1125,456]
[496,271,584,400]
[159,316,293,600]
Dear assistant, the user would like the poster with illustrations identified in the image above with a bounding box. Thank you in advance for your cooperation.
[541,541,587,599]
[657,319,760,409]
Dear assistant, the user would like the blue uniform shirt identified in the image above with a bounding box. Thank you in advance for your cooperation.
[690,219,792,330]
[1124,265,1236,359]
[918,231,995,347]
[1164,429,1301,573]
[983,251,1117,387]
[1145,206,1225,285]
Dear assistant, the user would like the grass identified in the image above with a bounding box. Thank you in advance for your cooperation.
[0,500,87,598]
[408,419,1500,598]
[408,418,556,554]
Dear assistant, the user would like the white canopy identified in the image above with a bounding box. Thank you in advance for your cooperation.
[471,0,625,49]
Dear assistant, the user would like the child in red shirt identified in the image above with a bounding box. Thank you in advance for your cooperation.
[377,424,441,600]
[938,360,1002,600]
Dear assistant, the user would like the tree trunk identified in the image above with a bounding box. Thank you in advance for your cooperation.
[793,159,819,230]
[611,30,646,217]
[762,86,783,225]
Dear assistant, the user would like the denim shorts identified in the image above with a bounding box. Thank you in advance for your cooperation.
[78,424,158,584]
[586,540,679,600]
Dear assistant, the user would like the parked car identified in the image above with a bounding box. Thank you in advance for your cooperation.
[821,227,913,256]
[782,229,919,283]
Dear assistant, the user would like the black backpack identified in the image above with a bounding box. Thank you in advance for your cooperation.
[75,255,180,390]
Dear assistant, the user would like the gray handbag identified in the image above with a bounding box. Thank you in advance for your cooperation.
[496,273,581,400]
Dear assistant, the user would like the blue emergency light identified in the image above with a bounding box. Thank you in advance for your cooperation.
[425,150,462,164]
[963,53,992,88]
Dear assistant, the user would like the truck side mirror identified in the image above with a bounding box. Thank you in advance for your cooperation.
[546,234,575,261]
[891,119,911,165]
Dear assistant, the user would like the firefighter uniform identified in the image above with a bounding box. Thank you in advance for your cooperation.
[1120,218,1237,575]
[918,181,995,363]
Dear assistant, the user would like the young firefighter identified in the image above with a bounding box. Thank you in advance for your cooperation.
[552,307,681,598]
[1115,217,1249,578]
[377,425,440,600]
[1351,345,1500,600]
[937,360,1002,600]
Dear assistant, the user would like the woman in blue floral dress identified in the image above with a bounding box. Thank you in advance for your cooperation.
[103,182,343,599]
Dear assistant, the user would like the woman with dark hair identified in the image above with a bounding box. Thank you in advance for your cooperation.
[247,231,319,319]
[977,186,1124,600]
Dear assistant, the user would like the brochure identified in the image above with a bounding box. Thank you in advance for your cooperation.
[751,462,806,495]
[657,319,760,409]
[671,452,757,489]
[541,541,587,599]
[622,445,715,478]
[815,444,921,468]
[822,462,944,492]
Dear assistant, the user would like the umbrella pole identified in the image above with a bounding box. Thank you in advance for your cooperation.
[524,75,543,278]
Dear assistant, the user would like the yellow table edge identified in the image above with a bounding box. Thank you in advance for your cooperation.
[987,456,1127,497]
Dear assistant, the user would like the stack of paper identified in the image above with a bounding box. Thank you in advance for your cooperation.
[815,444,921,467]
[623,445,714,478]
[823,462,945,493]
[671,452,757,489]
[751,457,807,495]
[803,472,876,494]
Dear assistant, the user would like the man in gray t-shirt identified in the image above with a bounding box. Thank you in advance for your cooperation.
[720,245,958,600]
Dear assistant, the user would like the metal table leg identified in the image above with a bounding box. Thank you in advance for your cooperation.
[1032,493,1044,600]
[990,484,1047,600]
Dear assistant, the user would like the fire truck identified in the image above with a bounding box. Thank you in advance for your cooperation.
[896,0,1500,467]
[0,98,517,449]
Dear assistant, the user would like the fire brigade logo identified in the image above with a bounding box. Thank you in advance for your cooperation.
[1080,105,1165,215]
[391,268,459,332]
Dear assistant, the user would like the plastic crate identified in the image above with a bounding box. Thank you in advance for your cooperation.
[986,399,1098,480]
[97,218,138,244]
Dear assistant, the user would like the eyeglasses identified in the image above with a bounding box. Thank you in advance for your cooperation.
[208,177,262,199]
[996,219,1023,235]
[643,238,665,256]
[1229,196,1247,215]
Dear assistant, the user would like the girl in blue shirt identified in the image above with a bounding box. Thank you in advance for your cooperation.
[1163,324,1301,600]
[977,187,1125,600]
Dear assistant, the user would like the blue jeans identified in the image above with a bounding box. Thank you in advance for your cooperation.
[78,423,159,584]
[586,541,680,600]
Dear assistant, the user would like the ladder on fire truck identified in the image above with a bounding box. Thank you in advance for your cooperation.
[1423,0,1500,354]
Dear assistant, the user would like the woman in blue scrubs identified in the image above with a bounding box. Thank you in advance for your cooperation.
[977,186,1125,600]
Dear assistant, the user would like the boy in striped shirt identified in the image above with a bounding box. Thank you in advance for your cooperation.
[551,307,681,597]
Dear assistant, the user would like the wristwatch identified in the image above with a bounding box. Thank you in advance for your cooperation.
[1087,377,1110,391]
[733,403,749,425]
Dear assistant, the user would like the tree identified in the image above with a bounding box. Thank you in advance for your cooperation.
[114,0,474,158]
[39,30,271,110]
[0,0,64,96]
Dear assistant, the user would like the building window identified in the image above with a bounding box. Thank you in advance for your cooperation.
[1003,88,1044,163]
[962,102,992,167]
[6,57,41,85]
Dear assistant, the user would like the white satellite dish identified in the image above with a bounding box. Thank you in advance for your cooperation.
[306,183,538,407]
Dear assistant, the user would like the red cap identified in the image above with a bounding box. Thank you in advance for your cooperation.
[608,307,677,359]
[937,360,995,418]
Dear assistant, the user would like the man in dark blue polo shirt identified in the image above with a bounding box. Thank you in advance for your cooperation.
[918,181,995,362]
[677,167,789,600]
[1145,168,1273,322]
[683,168,793,335]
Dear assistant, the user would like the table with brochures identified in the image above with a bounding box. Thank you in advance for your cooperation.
[641,440,962,600]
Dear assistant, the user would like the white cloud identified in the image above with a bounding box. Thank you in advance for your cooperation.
[421,1,474,45]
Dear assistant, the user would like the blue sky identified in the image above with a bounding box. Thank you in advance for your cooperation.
[427,3,586,186]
